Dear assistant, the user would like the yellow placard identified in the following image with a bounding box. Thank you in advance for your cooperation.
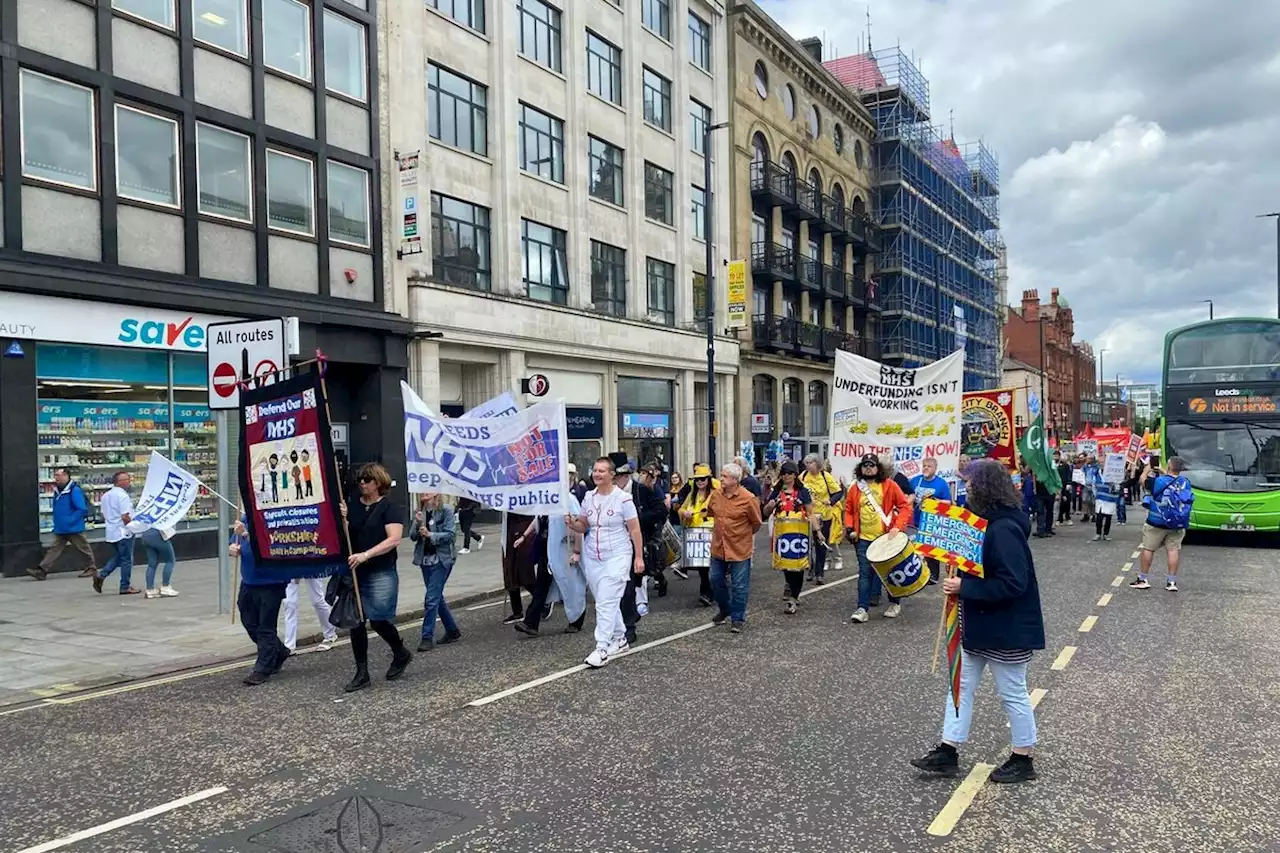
[726,260,747,329]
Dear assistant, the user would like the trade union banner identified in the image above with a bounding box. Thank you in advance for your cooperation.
[829,348,964,484]
[239,371,348,576]
[961,388,1016,469]
[125,451,203,535]
[402,381,570,514]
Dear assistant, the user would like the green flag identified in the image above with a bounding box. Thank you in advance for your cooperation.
[1017,414,1062,493]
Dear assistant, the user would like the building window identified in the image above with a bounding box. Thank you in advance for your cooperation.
[196,123,251,221]
[752,132,769,165]
[518,0,562,73]
[646,258,675,326]
[641,0,670,40]
[690,98,711,154]
[808,168,822,197]
[115,105,179,208]
[324,10,366,101]
[642,67,671,132]
[782,378,804,435]
[833,124,844,154]
[431,193,491,291]
[752,375,775,424]
[782,84,795,120]
[266,149,314,236]
[518,103,564,184]
[328,161,369,247]
[114,0,174,28]
[428,63,487,156]
[588,136,624,206]
[590,240,627,317]
[781,151,797,175]
[427,0,484,33]
[688,11,711,71]
[807,103,821,139]
[643,162,673,225]
[193,0,248,57]
[854,139,864,169]
[20,71,96,190]
[691,184,707,240]
[693,271,707,321]
[586,31,622,105]
[808,381,828,433]
[522,219,569,305]
[753,61,768,99]
[263,0,311,81]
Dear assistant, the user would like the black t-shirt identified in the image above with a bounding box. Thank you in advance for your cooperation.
[348,497,404,572]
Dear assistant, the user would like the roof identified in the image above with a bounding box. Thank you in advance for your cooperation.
[1001,356,1041,374]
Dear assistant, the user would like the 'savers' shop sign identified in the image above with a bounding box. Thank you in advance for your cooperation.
[1,292,233,352]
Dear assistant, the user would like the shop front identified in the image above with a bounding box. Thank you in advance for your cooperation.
[617,377,676,474]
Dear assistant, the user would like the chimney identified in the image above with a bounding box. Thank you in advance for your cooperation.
[1021,289,1039,321]
[798,37,823,64]
[1050,287,1059,306]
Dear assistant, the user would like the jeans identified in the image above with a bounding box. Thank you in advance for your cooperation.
[1058,491,1071,523]
[1116,499,1127,524]
[942,650,1038,749]
[420,558,459,640]
[855,539,899,609]
[710,557,751,623]
[1037,496,1054,536]
[812,519,831,579]
[237,582,290,675]
[99,538,134,591]
[141,528,175,589]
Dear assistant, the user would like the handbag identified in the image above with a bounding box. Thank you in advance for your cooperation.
[326,574,362,629]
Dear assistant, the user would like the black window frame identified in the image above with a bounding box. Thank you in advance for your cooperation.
[642,67,672,133]
[522,218,569,305]
[518,0,563,74]
[588,135,625,207]
[646,257,675,326]
[590,239,627,317]
[427,0,485,34]
[687,11,711,71]
[586,30,623,105]
[690,98,711,155]
[690,184,707,241]
[431,192,492,291]
[643,161,674,226]
[518,102,565,184]
[428,63,489,157]
[641,0,671,40]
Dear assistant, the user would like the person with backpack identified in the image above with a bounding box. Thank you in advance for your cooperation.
[1130,456,1193,592]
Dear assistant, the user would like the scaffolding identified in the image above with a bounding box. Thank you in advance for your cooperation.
[825,47,1002,390]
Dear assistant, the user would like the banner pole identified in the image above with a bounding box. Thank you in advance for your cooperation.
[318,367,364,622]
[216,410,231,616]
[931,564,956,673]
[231,505,242,625]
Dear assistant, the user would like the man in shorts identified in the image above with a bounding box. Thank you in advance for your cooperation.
[1130,457,1189,592]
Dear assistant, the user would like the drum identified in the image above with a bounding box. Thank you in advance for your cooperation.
[683,527,712,568]
[771,516,811,571]
[865,530,931,598]
[661,522,682,567]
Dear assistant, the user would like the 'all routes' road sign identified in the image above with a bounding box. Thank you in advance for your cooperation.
[205,319,287,410]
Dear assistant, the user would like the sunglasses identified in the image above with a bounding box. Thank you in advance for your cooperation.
[358,476,375,484]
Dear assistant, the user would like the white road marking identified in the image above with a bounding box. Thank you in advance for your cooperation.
[1051,646,1077,670]
[1111,576,1124,587]
[13,786,228,853]
[464,600,504,611]
[0,701,54,717]
[1130,551,1140,559]
[797,573,857,597]
[1029,687,1048,709]
[1079,615,1098,633]
[1122,561,1134,572]
[1097,593,1113,607]
[927,763,995,837]
[46,661,250,705]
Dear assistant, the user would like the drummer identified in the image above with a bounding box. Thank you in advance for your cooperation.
[844,453,912,624]
[679,463,720,607]
[763,460,816,614]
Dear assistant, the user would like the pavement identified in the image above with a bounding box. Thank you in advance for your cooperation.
[1,516,1278,852]
[0,524,503,708]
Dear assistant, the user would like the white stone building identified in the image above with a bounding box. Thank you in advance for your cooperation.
[382,0,737,475]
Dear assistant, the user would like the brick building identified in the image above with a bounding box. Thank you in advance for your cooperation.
[1005,288,1095,439]
[1074,342,1100,430]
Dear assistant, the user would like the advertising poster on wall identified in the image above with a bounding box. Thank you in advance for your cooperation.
[960,388,1016,469]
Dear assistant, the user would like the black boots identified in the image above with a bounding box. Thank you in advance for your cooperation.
[343,666,370,693]
[910,743,960,777]
[385,646,412,681]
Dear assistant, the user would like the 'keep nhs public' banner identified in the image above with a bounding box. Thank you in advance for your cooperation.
[126,451,202,534]
[401,381,569,513]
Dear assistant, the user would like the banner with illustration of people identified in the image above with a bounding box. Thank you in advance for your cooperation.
[960,388,1016,470]
[238,371,348,576]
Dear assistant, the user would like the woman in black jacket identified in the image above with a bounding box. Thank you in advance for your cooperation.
[911,459,1045,784]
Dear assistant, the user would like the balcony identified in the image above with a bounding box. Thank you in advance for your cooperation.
[822,264,847,301]
[751,241,797,283]
[847,212,884,254]
[796,320,822,356]
[798,255,822,294]
[845,272,866,305]
[822,328,856,358]
[813,194,846,234]
[751,314,822,358]
[793,177,821,220]
[749,161,794,208]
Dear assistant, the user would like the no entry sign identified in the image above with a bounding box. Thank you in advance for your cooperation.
[205,319,287,409]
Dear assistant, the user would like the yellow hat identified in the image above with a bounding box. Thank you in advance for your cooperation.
[691,464,713,479]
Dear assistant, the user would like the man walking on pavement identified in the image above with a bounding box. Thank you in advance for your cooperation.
[93,472,140,595]
[1130,456,1193,592]
[29,468,97,580]
[707,462,763,633]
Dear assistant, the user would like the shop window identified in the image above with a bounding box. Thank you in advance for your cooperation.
[266,149,315,236]
[323,9,367,101]
[327,160,370,247]
[115,105,180,208]
[36,345,217,540]
[197,123,253,222]
[114,0,175,28]
[263,0,312,82]
[20,70,96,190]
[193,0,248,57]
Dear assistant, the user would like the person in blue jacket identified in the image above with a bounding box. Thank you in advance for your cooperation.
[229,516,292,687]
[30,468,98,580]
[909,457,952,584]
[911,459,1045,785]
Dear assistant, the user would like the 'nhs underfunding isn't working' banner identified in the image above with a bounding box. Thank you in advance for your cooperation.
[401,382,570,514]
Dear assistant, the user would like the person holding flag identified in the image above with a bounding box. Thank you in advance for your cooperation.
[1017,414,1062,538]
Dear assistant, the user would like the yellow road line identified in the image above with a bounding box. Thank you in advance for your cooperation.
[1029,687,1047,709]
[926,763,995,837]
[1097,593,1112,607]
[1111,576,1124,587]
[1131,551,1140,559]
[1122,561,1133,572]
[1051,646,1077,670]
[1079,615,1098,633]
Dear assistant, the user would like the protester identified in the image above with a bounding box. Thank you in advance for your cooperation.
[516,491,586,636]
[763,460,813,614]
[1131,456,1192,592]
[1055,452,1073,525]
[953,455,971,508]
[910,457,952,578]
[500,514,540,624]
[412,492,462,651]
[1032,460,1055,539]
[569,463,590,502]
[282,576,336,652]
[1018,461,1038,527]
[612,452,666,639]
[568,456,645,668]
[801,454,843,585]
[734,456,763,499]
[1081,455,1099,524]
[141,527,180,599]
[666,471,686,578]
[229,516,291,686]
[707,462,763,632]
[341,463,410,692]
[911,459,1045,784]
[456,496,484,554]
[1090,465,1117,542]
[679,464,719,606]
[844,454,912,623]
[93,471,139,595]
[29,468,97,580]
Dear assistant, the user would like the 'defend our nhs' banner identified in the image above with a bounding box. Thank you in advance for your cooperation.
[401,382,570,514]
[828,348,964,484]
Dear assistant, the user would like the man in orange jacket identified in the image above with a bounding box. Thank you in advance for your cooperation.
[844,453,912,623]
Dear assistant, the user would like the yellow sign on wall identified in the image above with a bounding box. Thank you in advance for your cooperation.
[726,260,747,329]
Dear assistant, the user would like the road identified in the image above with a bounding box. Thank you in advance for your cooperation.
[1,518,1277,853]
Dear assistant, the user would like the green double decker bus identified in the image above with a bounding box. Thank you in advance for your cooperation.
[1162,318,1280,531]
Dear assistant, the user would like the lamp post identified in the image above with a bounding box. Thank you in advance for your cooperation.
[1096,346,1107,429]
[1201,299,1214,320]
[703,120,730,470]
[1258,212,1280,319]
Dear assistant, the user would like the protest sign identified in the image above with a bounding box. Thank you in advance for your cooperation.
[125,451,202,534]
[961,388,1016,469]
[1077,439,1098,456]
[1102,453,1127,484]
[402,381,569,514]
[1125,433,1143,466]
[829,349,963,483]
[914,499,987,577]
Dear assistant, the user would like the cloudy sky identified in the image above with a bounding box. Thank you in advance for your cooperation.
[762,0,1280,383]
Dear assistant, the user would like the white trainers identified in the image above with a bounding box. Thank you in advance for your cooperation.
[883,603,902,619]
[850,607,869,623]
[1165,579,1179,592]
[475,537,485,551]
[160,586,179,597]
[585,649,609,668]
[316,639,335,651]
[144,589,160,599]
[457,548,471,555]
[608,639,630,656]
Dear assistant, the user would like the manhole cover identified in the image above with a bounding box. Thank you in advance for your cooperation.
[235,790,471,853]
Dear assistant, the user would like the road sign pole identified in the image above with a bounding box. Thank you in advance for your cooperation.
[216,409,230,615]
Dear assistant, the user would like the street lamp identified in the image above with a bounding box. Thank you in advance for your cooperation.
[702,120,730,470]
[1258,212,1279,319]
[1096,346,1107,430]
[1201,299,1214,320]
